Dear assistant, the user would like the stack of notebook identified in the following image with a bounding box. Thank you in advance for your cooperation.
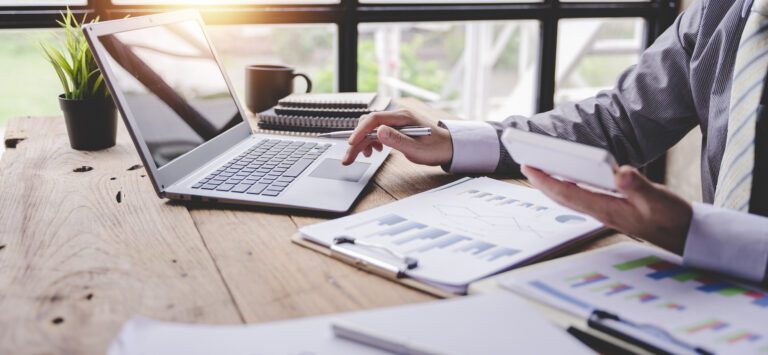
[257,93,391,133]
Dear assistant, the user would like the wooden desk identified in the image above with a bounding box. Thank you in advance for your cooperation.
[0,98,635,354]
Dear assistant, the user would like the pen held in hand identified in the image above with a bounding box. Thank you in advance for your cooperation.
[318,127,432,140]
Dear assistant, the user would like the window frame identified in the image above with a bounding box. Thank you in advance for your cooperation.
[0,0,679,180]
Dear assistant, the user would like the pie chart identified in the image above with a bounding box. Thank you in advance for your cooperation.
[555,214,587,225]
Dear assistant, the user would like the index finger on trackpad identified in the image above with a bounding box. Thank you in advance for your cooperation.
[310,158,370,182]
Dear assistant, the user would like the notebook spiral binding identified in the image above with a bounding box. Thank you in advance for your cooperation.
[278,101,369,110]
[256,114,359,133]
[252,127,324,137]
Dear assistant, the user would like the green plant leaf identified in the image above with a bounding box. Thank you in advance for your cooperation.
[41,7,104,101]
[42,43,72,98]
[91,74,104,96]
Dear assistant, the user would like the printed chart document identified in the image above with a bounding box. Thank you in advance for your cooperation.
[299,177,603,293]
[502,243,768,354]
[107,293,591,355]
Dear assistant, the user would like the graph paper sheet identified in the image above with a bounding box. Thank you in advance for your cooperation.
[502,242,768,354]
[299,177,603,292]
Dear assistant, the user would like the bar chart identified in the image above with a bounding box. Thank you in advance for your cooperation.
[567,272,608,288]
[593,282,633,296]
[345,213,522,265]
[658,302,686,311]
[626,292,659,303]
[301,177,602,292]
[614,255,768,309]
[506,243,768,354]
[682,319,729,334]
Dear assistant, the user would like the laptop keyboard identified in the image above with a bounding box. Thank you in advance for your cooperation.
[191,139,331,197]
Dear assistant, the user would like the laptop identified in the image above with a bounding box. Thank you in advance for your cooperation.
[83,11,389,213]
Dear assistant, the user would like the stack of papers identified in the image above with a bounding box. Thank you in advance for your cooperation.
[107,293,591,355]
[503,243,768,354]
[299,177,604,293]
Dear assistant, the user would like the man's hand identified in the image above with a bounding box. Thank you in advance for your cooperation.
[522,165,693,254]
[342,109,453,166]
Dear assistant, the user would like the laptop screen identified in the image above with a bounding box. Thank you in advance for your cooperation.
[96,20,244,167]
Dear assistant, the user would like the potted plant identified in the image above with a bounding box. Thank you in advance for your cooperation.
[41,9,116,151]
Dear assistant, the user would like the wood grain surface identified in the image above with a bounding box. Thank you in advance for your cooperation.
[0,99,632,355]
[0,117,241,355]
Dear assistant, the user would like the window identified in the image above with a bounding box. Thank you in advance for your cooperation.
[0,0,86,5]
[207,24,338,100]
[0,1,677,127]
[359,21,540,120]
[0,30,64,126]
[555,18,644,105]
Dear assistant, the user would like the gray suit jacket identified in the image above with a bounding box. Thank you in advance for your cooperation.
[441,0,768,282]
[491,0,747,204]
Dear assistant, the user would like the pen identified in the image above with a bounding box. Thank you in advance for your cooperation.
[318,126,432,139]
[588,309,713,355]
[331,320,443,355]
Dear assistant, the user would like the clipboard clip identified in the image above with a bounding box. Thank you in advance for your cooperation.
[330,236,418,279]
[588,309,713,355]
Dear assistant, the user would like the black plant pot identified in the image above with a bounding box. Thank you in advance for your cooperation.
[59,94,118,151]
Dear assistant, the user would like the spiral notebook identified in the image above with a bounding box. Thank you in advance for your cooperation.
[257,92,391,132]
[278,92,380,109]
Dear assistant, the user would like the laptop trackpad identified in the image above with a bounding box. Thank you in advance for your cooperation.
[309,159,370,182]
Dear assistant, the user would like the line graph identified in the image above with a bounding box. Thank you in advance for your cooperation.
[434,204,546,239]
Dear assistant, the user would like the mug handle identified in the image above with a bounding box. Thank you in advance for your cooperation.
[293,73,313,93]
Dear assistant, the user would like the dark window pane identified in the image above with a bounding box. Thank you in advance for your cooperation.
[0,0,86,5]
[112,0,338,4]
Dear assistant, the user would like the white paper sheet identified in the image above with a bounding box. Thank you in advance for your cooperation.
[108,293,591,355]
[503,243,768,354]
[300,177,603,291]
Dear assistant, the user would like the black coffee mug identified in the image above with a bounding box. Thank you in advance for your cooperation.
[245,65,313,114]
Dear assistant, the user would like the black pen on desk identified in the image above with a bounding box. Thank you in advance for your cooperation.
[318,127,432,140]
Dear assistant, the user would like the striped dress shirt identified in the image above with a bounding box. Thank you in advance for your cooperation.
[440,0,768,283]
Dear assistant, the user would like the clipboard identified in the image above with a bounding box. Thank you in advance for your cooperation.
[291,234,457,299]
[293,176,608,299]
[292,229,608,299]
[292,177,473,299]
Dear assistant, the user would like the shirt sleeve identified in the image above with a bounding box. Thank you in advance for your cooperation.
[683,202,768,283]
[438,120,500,174]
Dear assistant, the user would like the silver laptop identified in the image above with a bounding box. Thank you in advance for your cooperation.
[84,11,389,213]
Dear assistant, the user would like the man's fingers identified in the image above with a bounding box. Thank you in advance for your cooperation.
[522,166,620,222]
[363,145,373,158]
[616,166,656,201]
[342,139,373,165]
[377,126,418,152]
[521,166,587,212]
[348,111,418,146]
[372,142,384,152]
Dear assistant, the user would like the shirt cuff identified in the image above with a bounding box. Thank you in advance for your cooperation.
[683,202,768,283]
[439,120,500,174]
